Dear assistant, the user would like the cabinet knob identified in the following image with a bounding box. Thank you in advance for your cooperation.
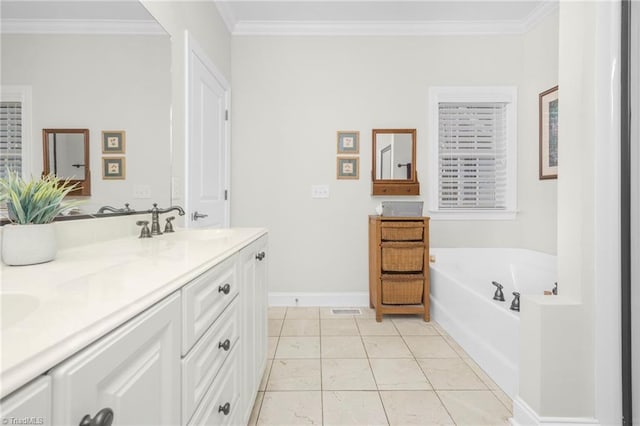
[255,251,266,261]
[218,402,231,416]
[79,408,114,426]
[218,338,231,351]
[218,283,231,294]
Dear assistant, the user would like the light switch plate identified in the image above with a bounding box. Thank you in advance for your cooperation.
[311,185,329,199]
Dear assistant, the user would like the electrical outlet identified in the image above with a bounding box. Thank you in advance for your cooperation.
[311,185,329,199]
[133,185,152,199]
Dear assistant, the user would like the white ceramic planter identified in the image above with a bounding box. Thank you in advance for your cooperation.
[1,223,57,266]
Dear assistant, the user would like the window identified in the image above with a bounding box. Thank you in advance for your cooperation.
[428,87,517,220]
[0,86,32,180]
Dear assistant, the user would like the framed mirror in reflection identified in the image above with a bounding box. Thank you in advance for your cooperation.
[43,129,90,196]
[372,129,420,196]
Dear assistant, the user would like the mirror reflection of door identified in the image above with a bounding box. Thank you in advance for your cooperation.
[47,133,86,180]
[375,133,413,180]
[380,145,392,179]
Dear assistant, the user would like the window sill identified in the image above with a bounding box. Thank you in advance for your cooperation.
[427,210,517,221]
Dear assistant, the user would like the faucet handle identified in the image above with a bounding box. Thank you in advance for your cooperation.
[164,216,176,233]
[136,220,152,238]
[491,281,505,301]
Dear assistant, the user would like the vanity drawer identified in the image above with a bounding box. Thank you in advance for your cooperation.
[381,274,424,304]
[187,345,240,426]
[381,221,424,241]
[182,297,239,425]
[182,254,238,355]
[381,242,424,272]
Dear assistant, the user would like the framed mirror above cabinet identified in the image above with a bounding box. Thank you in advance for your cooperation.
[43,129,91,196]
[372,128,419,195]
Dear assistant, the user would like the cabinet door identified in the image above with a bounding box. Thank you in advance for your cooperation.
[50,293,181,426]
[0,376,51,426]
[237,235,268,424]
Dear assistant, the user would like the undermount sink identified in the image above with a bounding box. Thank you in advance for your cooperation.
[1,293,40,328]
[164,229,233,242]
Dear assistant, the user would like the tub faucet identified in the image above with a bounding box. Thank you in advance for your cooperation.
[552,282,558,295]
[510,292,520,311]
[492,281,505,301]
[148,203,186,235]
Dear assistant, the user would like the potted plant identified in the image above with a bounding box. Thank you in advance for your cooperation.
[0,170,80,266]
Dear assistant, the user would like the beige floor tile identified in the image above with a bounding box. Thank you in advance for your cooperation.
[321,336,367,358]
[275,337,320,358]
[285,307,320,319]
[320,318,359,336]
[362,336,413,358]
[463,358,500,390]
[431,322,449,336]
[356,318,399,335]
[380,390,455,425]
[392,318,440,336]
[404,335,459,358]
[321,358,377,390]
[370,358,432,390]
[357,307,378,319]
[258,391,322,425]
[492,389,513,413]
[437,390,511,425]
[418,358,487,390]
[248,391,264,426]
[281,319,320,336]
[268,319,283,337]
[267,359,321,390]
[268,306,287,319]
[259,360,273,391]
[444,335,470,357]
[322,391,388,426]
[267,337,278,359]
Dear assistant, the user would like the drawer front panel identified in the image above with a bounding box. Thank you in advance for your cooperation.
[182,254,238,354]
[381,276,424,304]
[182,298,239,425]
[381,245,424,272]
[188,345,240,426]
[380,222,424,241]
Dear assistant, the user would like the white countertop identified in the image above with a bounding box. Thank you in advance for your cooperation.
[0,227,267,399]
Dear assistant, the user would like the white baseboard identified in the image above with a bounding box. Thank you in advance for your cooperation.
[511,397,599,426]
[268,292,370,307]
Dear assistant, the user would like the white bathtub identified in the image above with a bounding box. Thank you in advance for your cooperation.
[429,248,557,398]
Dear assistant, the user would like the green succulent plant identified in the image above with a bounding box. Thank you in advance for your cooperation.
[0,170,82,224]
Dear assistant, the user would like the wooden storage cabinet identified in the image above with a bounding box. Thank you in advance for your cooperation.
[369,216,430,322]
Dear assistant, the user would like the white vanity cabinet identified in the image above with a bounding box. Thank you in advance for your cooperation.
[0,376,52,426]
[238,235,268,424]
[49,293,181,426]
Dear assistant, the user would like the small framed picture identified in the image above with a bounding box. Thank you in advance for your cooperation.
[337,131,359,154]
[539,86,558,180]
[102,157,126,180]
[337,156,359,180]
[102,130,126,154]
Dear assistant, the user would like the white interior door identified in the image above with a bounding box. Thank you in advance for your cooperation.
[186,32,230,228]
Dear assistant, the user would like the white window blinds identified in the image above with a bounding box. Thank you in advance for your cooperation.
[0,101,23,179]
[438,102,508,210]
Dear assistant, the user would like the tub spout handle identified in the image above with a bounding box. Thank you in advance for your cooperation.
[552,282,558,295]
[510,292,520,311]
[491,281,505,302]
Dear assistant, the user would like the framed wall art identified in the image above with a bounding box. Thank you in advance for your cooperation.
[539,86,558,180]
[337,131,360,154]
[102,130,126,154]
[337,156,359,180]
[102,157,126,180]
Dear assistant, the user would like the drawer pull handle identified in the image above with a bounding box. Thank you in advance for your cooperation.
[79,408,114,426]
[256,251,266,261]
[218,283,231,294]
[218,339,231,351]
[218,402,231,416]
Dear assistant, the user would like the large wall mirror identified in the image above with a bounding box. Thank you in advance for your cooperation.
[372,129,420,195]
[43,129,90,196]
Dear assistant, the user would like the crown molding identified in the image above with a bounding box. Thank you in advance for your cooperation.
[1,19,166,35]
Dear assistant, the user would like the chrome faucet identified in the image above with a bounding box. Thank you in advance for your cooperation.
[148,203,186,235]
[97,203,133,214]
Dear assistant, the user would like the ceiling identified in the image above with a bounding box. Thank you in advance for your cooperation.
[0,0,558,36]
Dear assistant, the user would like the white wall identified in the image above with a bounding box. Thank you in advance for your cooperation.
[231,13,558,295]
[1,34,171,213]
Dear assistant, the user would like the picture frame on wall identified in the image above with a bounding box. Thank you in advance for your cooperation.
[102,130,126,154]
[337,156,359,179]
[539,86,558,180]
[102,157,126,180]
[337,131,360,154]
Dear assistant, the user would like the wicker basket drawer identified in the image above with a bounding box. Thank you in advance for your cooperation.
[381,275,424,304]
[381,222,424,241]
[381,244,424,272]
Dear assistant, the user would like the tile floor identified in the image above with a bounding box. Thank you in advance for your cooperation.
[248,307,512,426]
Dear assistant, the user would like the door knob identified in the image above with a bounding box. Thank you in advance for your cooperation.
[192,211,209,221]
